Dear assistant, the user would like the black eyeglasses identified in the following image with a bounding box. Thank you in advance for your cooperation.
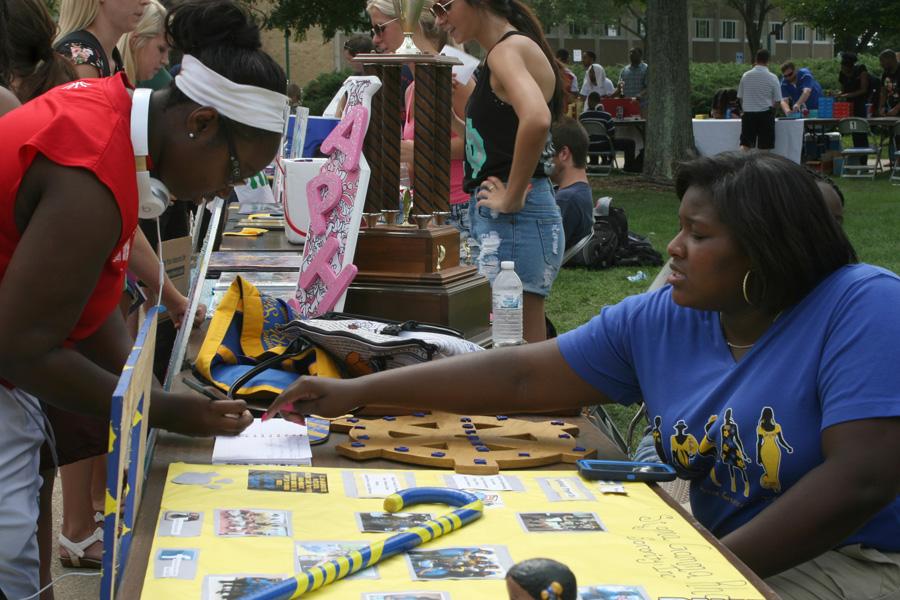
[221,122,244,186]
[430,0,456,18]
[370,17,399,38]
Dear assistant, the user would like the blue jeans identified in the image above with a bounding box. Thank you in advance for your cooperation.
[468,178,563,297]
[0,387,45,599]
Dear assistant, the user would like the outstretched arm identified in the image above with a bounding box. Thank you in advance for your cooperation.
[266,340,607,420]
[723,417,900,577]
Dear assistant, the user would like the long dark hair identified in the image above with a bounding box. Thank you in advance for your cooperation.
[1,0,11,87]
[165,0,286,137]
[675,152,858,314]
[474,0,563,119]
[6,0,77,102]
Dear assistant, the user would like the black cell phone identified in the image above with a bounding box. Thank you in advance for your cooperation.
[576,459,677,482]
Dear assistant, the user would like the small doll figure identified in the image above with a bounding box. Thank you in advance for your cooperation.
[506,558,577,600]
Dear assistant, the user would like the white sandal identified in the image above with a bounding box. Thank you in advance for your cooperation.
[94,511,106,540]
[59,527,103,569]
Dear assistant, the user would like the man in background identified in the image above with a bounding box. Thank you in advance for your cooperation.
[556,48,579,97]
[779,61,822,114]
[615,47,648,107]
[738,49,782,151]
[580,92,638,172]
[550,118,594,255]
[343,35,374,75]
[579,50,613,102]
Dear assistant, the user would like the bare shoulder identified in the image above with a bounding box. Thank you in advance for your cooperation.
[488,33,555,101]
[489,33,547,69]
[17,154,122,237]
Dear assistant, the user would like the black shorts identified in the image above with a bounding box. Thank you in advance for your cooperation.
[740,110,775,149]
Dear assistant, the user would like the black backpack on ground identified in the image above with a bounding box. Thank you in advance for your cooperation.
[580,197,663,270]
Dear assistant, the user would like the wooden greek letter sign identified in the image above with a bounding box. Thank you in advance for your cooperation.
[291,76,380,317]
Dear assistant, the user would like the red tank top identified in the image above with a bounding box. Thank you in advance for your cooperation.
[0,73,138,344]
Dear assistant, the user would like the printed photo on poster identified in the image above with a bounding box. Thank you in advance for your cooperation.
[362,593,450,600]
[153,549,198,580]
[356,511,434,533]
[295,541,380,580]
[405,545,512,580]
[214,509,292,537]
[444,474,523,492]
[342,470,416,498]
[158,510,203,537]
[537,477,596,502]
[248,470,329,493]
[577,584,650,600]
[472,491,504,509]
[202,574,288,600]
[517,512,606,533]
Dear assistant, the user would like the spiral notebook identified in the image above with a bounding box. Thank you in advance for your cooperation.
[212,418,312,465]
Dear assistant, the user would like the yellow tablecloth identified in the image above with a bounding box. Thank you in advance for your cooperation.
[142,463,765,599]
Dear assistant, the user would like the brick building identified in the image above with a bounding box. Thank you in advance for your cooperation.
[546,3,834,67]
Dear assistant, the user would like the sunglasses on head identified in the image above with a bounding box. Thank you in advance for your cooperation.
[370,17,400,38]
[430,0,456,18]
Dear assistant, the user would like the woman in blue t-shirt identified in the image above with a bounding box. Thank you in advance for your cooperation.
[431,0,565,343]
[269,152,900,600]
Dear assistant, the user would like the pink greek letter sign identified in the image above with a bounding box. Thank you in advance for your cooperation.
[292,76,380,317]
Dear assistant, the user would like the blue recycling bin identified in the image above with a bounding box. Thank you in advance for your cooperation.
[303,116,341,158]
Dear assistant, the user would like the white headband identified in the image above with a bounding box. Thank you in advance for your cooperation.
[175,54,287,133]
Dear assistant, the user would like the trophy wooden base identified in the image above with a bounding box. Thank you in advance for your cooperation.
[353,224,460,275]
[346,224,491,343]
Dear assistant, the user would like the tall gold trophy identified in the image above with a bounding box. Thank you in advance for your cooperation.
[393,0,427,55]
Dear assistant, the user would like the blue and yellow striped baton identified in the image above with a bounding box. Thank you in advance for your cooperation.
[245,487,484,599]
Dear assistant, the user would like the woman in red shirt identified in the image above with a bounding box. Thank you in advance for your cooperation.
[0,1,287,596]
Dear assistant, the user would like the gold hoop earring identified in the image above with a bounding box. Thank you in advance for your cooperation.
[742,270,752,305]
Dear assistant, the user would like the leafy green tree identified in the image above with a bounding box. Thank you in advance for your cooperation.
[530,0,646,48]
[245,0,369,40]
[782,0,900,53]
[722,0,781,58]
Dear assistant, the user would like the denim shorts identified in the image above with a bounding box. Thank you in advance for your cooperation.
[448,201,472,263]
[468,177,563,297]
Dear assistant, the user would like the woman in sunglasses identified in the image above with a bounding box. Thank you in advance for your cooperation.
[433,0,564,343]
[366,0,474,255]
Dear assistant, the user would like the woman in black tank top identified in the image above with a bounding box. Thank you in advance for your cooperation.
[434,0,565,343]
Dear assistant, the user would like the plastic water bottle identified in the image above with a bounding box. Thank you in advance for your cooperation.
[478,231,501,281]
[492,261,524,347]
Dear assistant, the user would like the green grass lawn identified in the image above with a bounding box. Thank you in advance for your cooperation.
[546,175,900,444]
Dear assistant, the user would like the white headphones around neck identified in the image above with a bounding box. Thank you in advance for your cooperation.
[131,88,172,219]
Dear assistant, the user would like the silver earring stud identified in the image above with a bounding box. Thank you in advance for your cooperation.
[188,132,196,139]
